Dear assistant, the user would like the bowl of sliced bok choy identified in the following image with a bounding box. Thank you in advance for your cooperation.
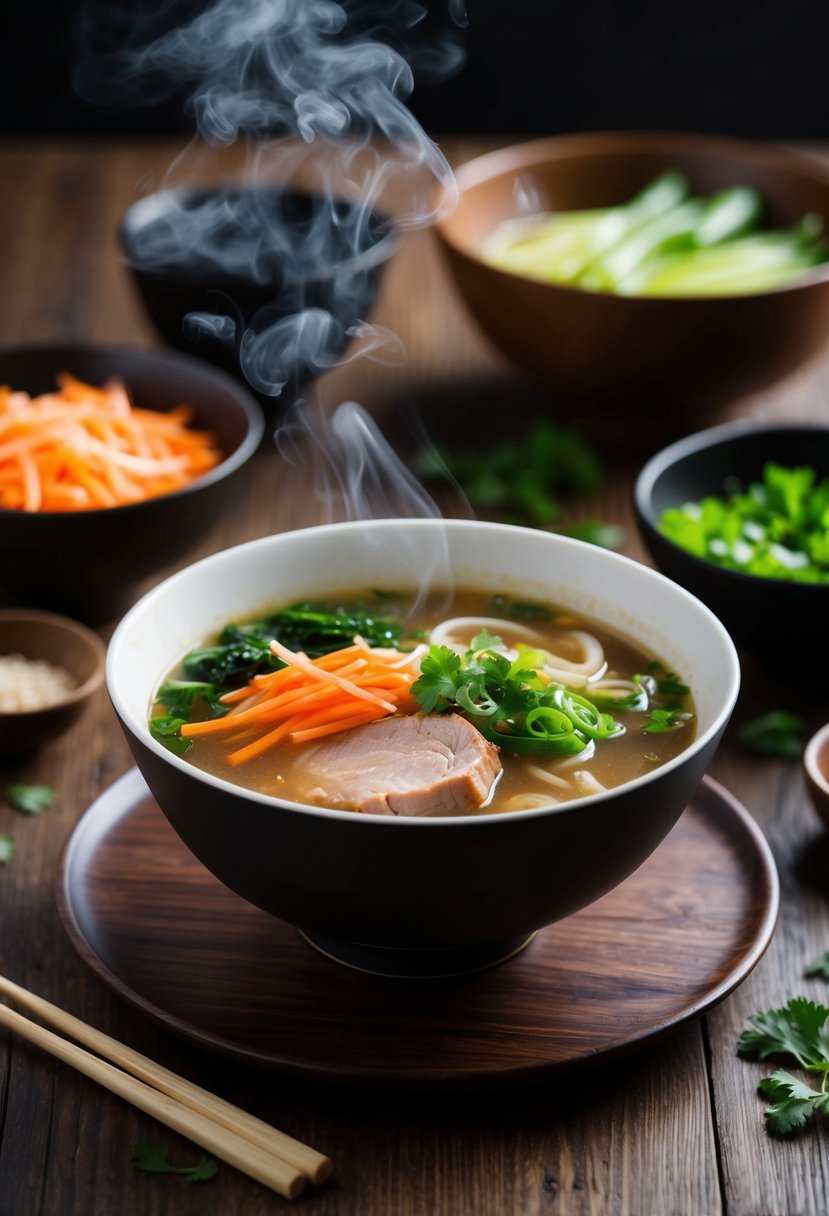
[434,131,829,421]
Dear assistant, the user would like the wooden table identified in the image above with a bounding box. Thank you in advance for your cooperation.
[1,137,828,1216]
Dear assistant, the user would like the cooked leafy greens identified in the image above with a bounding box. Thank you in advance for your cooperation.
[739,998,829,1134]
[151,598,416,753]
[0,835,13,864]
[659,462,829,584]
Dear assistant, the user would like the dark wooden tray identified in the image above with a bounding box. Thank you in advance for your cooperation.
[56,769,778,1088]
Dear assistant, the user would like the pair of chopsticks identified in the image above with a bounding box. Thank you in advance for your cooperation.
[0,975,330,1199]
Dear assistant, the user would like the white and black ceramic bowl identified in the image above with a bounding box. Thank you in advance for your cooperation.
[107,520,740,976]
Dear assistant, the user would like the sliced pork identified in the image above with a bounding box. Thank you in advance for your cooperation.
[296,712,502,816]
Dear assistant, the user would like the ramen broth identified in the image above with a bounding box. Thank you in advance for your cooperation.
[152,588,696,814]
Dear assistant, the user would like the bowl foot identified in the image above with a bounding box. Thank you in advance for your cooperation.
[297,929,537,978]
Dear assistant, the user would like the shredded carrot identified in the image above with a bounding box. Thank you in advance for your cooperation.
[180,639,423,762]
[0,374,222,512]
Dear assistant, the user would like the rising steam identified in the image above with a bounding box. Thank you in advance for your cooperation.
[85,0,465,401]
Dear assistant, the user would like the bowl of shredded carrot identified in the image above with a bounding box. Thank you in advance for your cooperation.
[0,346,264,622]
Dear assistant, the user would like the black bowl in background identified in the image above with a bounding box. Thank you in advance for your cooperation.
[120,187,399,408]
[0,346,264,624]
[633,420,829,664]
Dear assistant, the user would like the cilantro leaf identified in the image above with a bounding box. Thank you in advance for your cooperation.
[646,660,691,697]
[644,708,694,734]
[737,711,805,758]
[739,998,829,1070]
[759,1069,829,1134]
[132,1144,218,1182]
[806,952,829,980]
[0,836,14,864]
[7,784,56,815]
[410,646,463,714]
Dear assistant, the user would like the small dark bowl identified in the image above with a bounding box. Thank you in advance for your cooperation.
[434,131,829,419]
[633,420,829,664]
[120,187,398,407]
[0,609,105,757]
[0,346,264,624]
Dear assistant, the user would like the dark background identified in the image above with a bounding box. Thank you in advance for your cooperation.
[1,0,827,140]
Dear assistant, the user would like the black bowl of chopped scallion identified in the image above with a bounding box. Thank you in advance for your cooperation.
[633,420,829,669]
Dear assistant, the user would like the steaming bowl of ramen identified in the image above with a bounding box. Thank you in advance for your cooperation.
[107,519,740,973]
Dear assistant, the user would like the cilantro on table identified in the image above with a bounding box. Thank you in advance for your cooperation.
[734,710,802,753]
[0,835,14,864]
[806,952,829,980]
[411,631,624,756]
[739,998,829,1134]
[411,421,621,545]
[7,784,56,815]
[737,711,805,758]
[659,461,829,583]
[132,1143,218,1182]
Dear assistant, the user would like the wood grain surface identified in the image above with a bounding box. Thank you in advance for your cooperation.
[0,137,828,1215]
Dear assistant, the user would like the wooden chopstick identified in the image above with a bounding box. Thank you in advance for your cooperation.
[0,977,331,1197]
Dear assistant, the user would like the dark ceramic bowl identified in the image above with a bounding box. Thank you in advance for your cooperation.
[120,187,398,407]
[434,131,829,418]
[0,609,105,758]
[633,420,829,664]
[0,346,264,624]
[107,519,739,976]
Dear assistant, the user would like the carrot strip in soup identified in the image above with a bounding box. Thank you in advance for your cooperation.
[179,640,422,761]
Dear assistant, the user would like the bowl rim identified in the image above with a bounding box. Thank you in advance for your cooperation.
[633,416,829,593]
[0,343,265,520]
[804,721,829,799]
[0,607,106,715]
[434,129,829,300]
[107,517,741,829]
[119,184,400,285]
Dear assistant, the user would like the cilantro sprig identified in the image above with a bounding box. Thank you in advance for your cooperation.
[132,1143,218,1182]
[411,632,623,757]
[737,711,805,758]
[7,784,56,815]
[739,998,829,1134]
[411,421,621,547]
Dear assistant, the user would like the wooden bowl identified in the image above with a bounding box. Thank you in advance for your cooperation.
[0,610,105,757]
[434,131,829,419]
[0,345,264,623]
[804,722,829,829]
